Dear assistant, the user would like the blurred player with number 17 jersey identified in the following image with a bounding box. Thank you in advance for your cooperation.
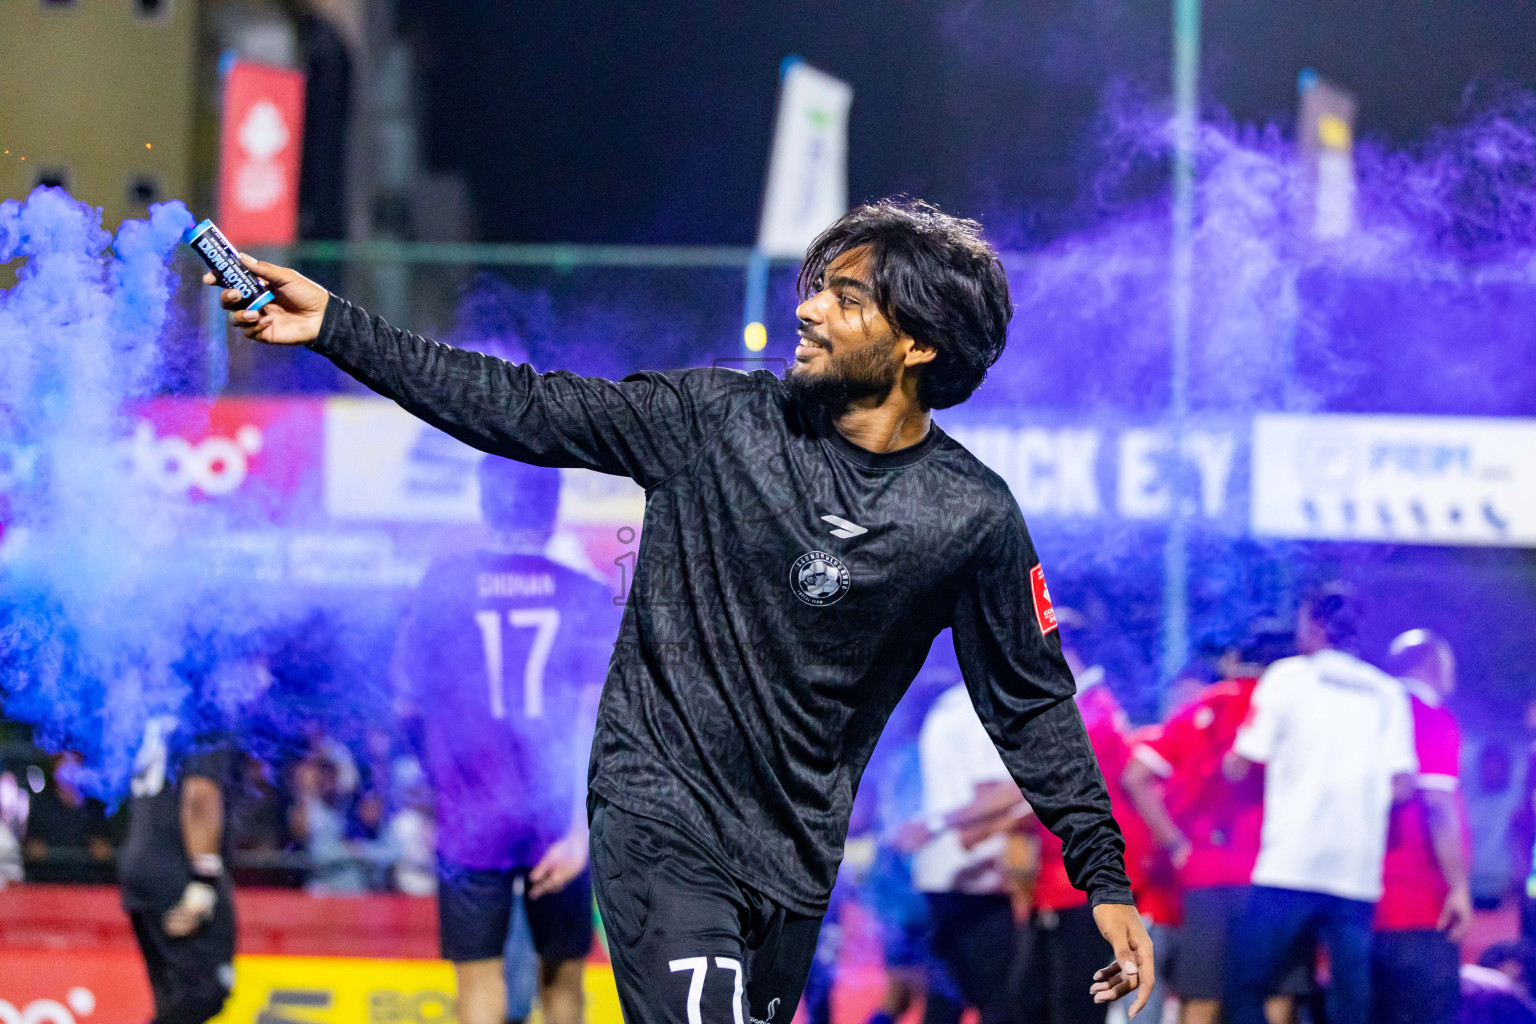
[394,457,618,1024]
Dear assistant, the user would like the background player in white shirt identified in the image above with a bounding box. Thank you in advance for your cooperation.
[1221,584,1418,1024]
[912,681,1031,1024]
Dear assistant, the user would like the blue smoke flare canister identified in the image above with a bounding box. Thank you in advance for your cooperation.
[185,219,275,312]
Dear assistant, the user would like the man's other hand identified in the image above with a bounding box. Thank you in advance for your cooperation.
[163,881,217,937]
[1089,902,1155,1018]
[1439,885,1474,943]
[893,819,933,854]
[529,832,589,899]
[206,253,328,345]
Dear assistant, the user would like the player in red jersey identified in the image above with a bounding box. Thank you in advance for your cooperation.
[1121,626,1308,1024]
[1033,614,1159,1024]
[1124,723,1181,936]
[1035,674,1129,1024]
[1370,629,1472,1024]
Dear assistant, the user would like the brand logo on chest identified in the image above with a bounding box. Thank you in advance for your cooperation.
[790,550,851,606]
[820,514,868,538]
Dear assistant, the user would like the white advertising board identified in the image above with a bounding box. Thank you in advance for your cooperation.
[323,398,482,522]
[1251,413,1536,546]
[322,398,644,526]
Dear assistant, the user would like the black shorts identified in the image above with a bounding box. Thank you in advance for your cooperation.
[1169,885,1315,1001]
[128,888,236,1024]
[437,859,593,964]
[925,893,1016,1024]
[1037,905,1113,1024]
[590,796,824,1024]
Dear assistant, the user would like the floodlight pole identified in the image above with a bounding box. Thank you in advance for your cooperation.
[1162,0,1201,683]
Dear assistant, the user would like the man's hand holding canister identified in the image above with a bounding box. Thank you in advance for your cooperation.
[208,254,328,346]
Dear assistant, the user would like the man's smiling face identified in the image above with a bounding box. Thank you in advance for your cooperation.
[784,246,907,412]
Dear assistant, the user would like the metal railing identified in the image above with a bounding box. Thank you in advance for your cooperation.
[285,240,763,270]
[14,845,427,890]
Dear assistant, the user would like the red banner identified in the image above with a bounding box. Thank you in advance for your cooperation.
[218,61,306,248]
[0,884,438,957]
[126,398,325,523]
[0,950,152,1024]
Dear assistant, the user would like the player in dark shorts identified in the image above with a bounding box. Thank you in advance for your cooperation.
[211,198,1157,1020]
[394,457,616,1024]
[118,713,239,1024]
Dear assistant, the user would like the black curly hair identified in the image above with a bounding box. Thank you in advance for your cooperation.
[797,199,1013,409]
[1303,581,1361,650]
[479,456,560,537]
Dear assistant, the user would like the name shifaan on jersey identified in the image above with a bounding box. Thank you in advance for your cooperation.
[397,550,614,870]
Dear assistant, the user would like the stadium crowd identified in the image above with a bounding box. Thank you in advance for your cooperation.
[0,728,438,896]
[5,574,1536,1024]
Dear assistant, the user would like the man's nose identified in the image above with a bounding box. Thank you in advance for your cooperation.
[794,293,823,324]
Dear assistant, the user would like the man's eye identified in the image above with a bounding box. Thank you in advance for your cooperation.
[838,295,860,308]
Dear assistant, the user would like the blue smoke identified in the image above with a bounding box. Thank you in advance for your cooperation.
[0,189,202,796]
[0,189,332,799]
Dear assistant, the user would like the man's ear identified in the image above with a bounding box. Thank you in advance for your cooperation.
[903,337,938,367]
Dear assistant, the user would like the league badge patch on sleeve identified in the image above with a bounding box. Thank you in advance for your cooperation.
[1030,564,1058,636]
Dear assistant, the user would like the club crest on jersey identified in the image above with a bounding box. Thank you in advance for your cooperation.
[791,550,851,606]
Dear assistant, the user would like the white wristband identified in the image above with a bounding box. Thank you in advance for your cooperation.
[191,853,224,878]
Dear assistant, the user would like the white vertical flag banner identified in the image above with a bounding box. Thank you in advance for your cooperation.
[1298,71,1358,241]
[756,61,853,258]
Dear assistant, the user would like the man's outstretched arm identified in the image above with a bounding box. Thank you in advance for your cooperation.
[210,255,733,488]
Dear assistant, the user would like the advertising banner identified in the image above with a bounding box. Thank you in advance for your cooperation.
[129,398,325,521]
[1250,413,1536,546]
[0,950,151,1024]
[322,398,483,524]
[322,398,645,529]
[0,952,623,1024]
[16,398,1530,586]
[944,422,1246,530]
[756,62,853,258]
[213,956,623,1024]
[218,61,306,248]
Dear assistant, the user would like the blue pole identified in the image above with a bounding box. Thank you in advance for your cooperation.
[742,55,805,353]
[743,249,769,351]
[1162,0,1201,682]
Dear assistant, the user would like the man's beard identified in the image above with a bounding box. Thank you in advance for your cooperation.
[782,339,900,414]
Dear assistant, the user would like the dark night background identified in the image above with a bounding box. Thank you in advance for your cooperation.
[398,1,1536,246]
[380,2,1536,728]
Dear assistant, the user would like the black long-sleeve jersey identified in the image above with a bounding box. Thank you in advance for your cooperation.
[311,297,1134,914]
